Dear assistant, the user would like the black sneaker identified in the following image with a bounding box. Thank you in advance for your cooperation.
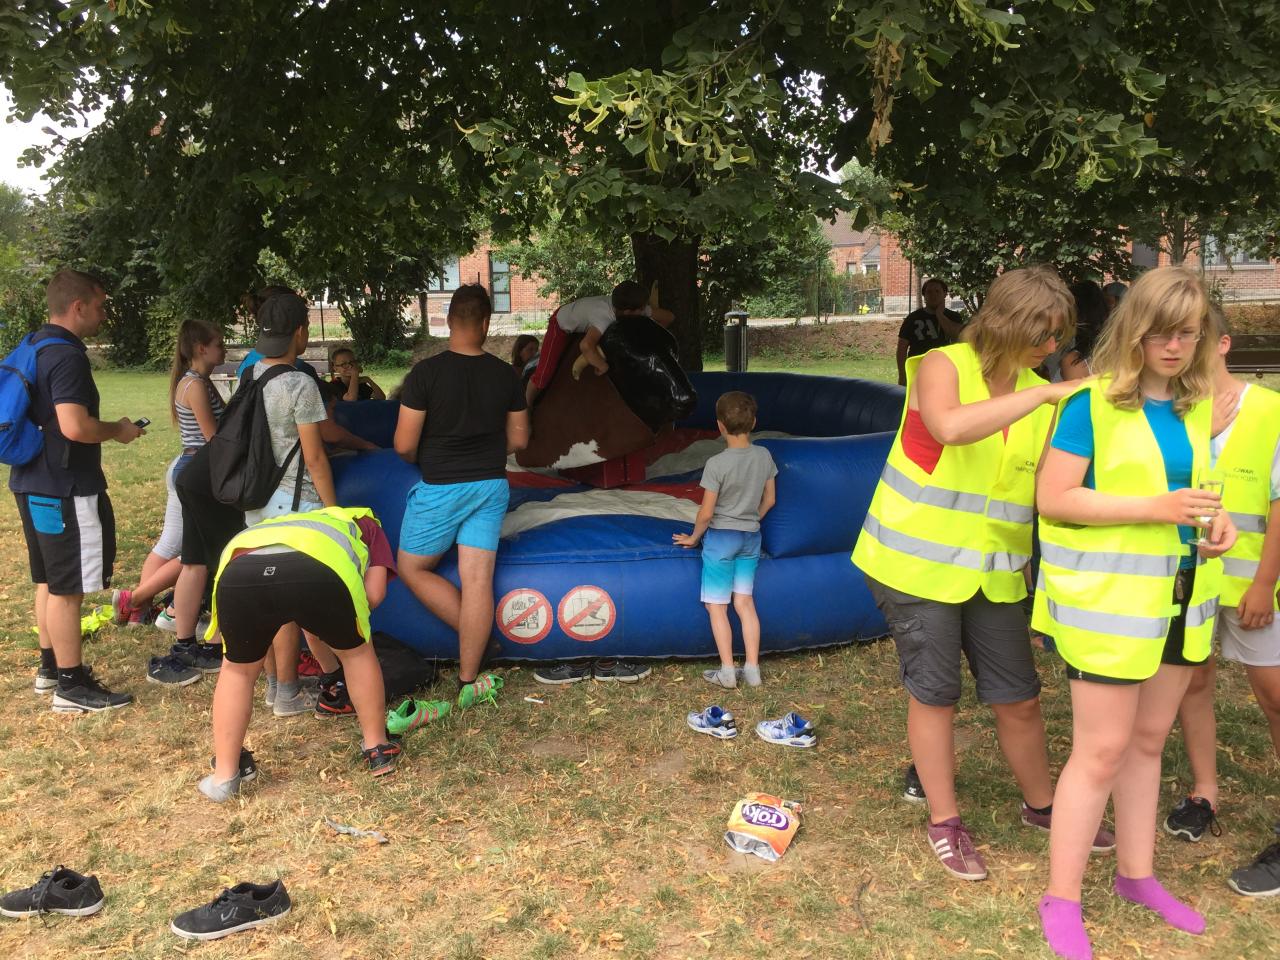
[1164,796,1221,842]
[33,665,57,696]
[903,763,927,804]
[1227,842,1280,897]
[208,748,258,784]
[533,662,593,685]
[591,659,652,683]
[147,654,202,687]
[51,673,133,714]
[0,866,104,918]
[362,742,401,777]
[315,679,355,719]
[170,880,290,940]
[171,642,222,674]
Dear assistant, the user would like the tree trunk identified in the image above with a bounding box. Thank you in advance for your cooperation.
[631,232,702,370]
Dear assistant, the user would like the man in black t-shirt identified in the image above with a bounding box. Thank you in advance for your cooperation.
[11,269,144,713]
[393,284,529,697]
[896,277,964,385]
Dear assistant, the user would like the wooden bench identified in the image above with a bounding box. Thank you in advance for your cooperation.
[1227,334,1280,377]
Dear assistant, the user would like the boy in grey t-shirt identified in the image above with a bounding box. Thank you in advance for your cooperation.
[673,391,777,688]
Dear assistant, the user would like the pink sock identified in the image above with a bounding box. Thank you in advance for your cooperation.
[1038,895,1092,960]
[1113,875,1205,934]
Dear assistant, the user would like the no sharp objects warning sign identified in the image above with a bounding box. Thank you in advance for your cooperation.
[496,588,552,644]
[557,585,616,642]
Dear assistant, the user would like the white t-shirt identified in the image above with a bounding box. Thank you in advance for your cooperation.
[1211,384,1280,499]
[554,295,650,335]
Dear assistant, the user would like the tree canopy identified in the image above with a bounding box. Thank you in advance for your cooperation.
[3,2,1280,362]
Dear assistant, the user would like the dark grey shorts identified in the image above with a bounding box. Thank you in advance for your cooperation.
[866,576,1041,707]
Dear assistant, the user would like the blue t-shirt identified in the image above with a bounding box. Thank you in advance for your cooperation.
[1051,392,1195,566]
[236,351,320,382]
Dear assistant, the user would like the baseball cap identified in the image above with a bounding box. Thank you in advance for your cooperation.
[255,292,309,357]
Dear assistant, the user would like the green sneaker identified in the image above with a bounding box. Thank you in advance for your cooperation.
[457,673,504,709]
[385,697,452,736]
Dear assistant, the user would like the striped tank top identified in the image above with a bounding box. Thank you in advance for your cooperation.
[175,370,225,448]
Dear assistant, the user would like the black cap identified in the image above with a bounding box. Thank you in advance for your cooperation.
[255,293,309,358]
[611,280,647,312]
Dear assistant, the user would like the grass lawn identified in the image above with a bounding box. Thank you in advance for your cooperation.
[0,359,1277,960]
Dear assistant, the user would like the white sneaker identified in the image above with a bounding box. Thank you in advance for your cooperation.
[154,609,177,633]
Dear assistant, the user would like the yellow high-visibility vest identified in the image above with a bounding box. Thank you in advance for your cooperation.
[207,506,376,644]
[1033,381,1221,680]
[852,342,1052,603]
[1215,384,1280,608]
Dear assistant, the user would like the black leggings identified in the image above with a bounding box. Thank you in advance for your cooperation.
[215,550,362,664]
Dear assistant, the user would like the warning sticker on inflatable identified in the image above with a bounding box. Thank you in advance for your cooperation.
[496,588,552,644]
[557,585,616,642]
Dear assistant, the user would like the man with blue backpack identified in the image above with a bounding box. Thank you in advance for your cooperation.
[4,269,144,713]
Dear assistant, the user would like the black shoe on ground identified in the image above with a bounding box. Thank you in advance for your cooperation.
[362,741,401,777]
[0,866,104,918]
[51,673,133,714]
[170,880,290,940]
[147,654,202,687]
[1228,842,1280,897]
[315,680,355,718]
[1164,796,1221,842]
[33,665,57,696]
[592,659,652,683]
[208,748,258,784]
[903,763,927,804]
[171,642,222,674]
[533,662,593,685]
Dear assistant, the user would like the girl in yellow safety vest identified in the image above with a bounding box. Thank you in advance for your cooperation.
[199,507,401,801]
[1169,307,1280,897]
[853,266,1090,883]
[1034,267,1238,960]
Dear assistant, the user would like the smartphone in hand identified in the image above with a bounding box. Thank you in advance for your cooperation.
[133,418,151,429]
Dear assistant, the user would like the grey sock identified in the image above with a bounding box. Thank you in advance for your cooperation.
[703,666,737,689]
[198,773,242,803]
[277,680,300,702]
[741,664,762,687]
[265,675,279,693]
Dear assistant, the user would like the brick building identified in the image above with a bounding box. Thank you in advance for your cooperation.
[403,245,559,333]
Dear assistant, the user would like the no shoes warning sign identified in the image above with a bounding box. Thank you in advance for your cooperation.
[557,585,616,642]
[496,588,552,644]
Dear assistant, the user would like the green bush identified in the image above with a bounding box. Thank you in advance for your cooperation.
[0,249,45,355]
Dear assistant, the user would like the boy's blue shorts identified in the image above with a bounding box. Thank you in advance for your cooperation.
[399,478,509,556]
[701,528,761,604]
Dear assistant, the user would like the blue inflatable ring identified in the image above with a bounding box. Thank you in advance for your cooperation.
[332,371,902,661]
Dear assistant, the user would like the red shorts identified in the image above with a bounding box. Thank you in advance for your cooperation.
[529,310,568,390]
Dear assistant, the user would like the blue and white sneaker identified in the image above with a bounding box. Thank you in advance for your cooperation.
[755,712,816,748]
[687,705,738,739]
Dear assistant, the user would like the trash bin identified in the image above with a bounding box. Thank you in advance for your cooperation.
[724,310,749,372]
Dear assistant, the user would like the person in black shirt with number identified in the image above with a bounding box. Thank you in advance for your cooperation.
[394,284,529,705]
[896,278,964,385]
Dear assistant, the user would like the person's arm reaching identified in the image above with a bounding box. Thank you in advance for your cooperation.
[56,403,142,444]
[651,306,675,328]
[916,350,1079,446]
[298,420,336,507]
[319,417,376,451]
[394,405,425,464]
[579,326,608,375]
[363,565,389,610]
[506,409,529,452]
[362,376,386,401]
[674,489,717,547]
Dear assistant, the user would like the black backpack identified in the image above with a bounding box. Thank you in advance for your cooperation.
[207,363,305,512]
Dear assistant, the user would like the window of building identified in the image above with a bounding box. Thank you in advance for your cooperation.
[428,257,461,291]
[489,254,511,313]
[1203,235,1271,268]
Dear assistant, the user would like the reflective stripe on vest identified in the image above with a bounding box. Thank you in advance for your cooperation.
[1043,596,1170,639]
[1215,384,1280,608]
[1038,541,1179,578]
[258,516,363,569]
[862,515,1029,573]
[880,462,1034,525]
[1222,556,1260,580]
[1227,511,1266,535]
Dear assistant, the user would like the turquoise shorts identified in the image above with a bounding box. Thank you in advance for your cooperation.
[701,528,761,604]
[400,478,509,556]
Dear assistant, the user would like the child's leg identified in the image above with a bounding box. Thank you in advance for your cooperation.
[304,631,341,674]
[211,655,264,782]
[705,603,734,668]
[173,563,207,638]
[272,624,301,686]
[1175,660,1219,806]
[130,553,182,608]
[1244,664,1280,760]
[333,643,389,750]
[732,594,760,666]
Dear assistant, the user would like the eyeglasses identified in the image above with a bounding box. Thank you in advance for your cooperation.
[1142,330,1203,346]
[1029,327,1066,348]
[333,360,356,369]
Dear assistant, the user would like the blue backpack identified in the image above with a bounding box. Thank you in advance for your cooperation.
[0,333,75,466]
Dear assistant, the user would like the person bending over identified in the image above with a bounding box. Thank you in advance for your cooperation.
[199,507,398,801]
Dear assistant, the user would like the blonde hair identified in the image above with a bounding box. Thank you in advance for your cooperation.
[1090,266,1213,416]
[960,265,1075,382]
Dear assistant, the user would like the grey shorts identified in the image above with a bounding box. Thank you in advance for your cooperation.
[866,576,1041,707]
